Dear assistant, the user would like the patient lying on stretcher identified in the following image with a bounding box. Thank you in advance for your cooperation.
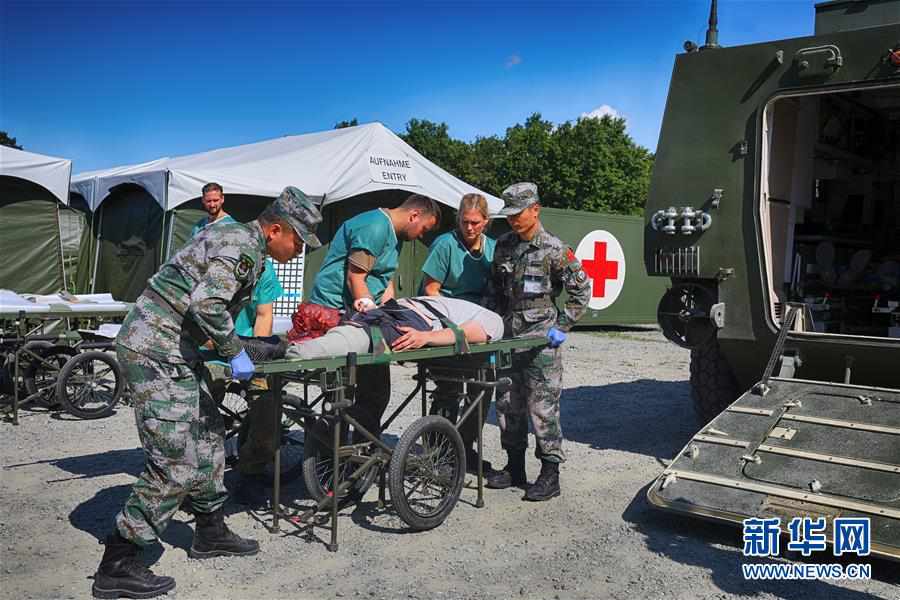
[284,296,504,359]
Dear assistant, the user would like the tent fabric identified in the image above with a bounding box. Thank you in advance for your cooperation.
[70,123,502,214]
[0,146,72,205]
[70,158,169,212]
[88,185,166,302]
[0,195,64,294]
[0,147,73,293]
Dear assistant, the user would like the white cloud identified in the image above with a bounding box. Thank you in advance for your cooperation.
[580,104,624,123]
[504,54,522,69]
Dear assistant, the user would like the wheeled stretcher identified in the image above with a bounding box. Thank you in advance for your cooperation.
[245,335,547,551]
[1,291,131,424]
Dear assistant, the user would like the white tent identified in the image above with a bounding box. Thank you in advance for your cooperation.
[71,122,501,213]
[1,146,72,205]
[0,146,77,293]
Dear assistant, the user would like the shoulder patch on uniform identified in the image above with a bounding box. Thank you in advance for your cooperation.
[566,247,576,263]
[235,253,255,280]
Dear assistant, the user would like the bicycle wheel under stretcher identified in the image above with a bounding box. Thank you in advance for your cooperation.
[388,415,465,531]
[302,421,378,503]
[55,351,123,419]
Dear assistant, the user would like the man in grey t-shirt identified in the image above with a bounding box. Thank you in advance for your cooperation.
[285,296,503,359]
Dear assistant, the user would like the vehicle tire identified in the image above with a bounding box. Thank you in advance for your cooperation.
[388,415,465,531]
[55,351,123,419]
[23,344,77,406]
[690,337,739,425]
[301,420,377,503]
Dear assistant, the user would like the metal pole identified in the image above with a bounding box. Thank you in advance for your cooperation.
[476,367,485,508]
[328,369,345,552]
[90,206,103,293]
[420,364,427,416]
[271,374,283,532]
[12,310,24,425]
[56,203,69,292]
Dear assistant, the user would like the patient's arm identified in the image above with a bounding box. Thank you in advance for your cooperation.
[391,321,487,351]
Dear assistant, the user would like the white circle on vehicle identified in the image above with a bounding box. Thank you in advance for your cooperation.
[574,230,626,310]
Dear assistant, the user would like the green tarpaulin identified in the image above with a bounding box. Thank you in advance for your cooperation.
[0,177,65,294]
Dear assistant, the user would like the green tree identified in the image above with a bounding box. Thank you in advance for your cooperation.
[334,118,359,129]
[397,113,653,216]
[401,119,471,179]
[0,131,22,149]
[467,135,506,197]
[550,115,653,215]
[501,113,556,197]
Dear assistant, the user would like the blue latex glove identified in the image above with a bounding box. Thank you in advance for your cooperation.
[229,349,256,381]
[547,327,567,348]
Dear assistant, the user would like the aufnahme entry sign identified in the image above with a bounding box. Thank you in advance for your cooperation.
[368,154,419,186]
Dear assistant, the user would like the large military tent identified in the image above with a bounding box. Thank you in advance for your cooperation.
[0,146,80,294]
[71,123,500,305]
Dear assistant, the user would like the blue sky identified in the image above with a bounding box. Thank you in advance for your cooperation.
[2,0,821,173]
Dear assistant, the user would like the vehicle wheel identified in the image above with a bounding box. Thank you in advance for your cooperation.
[55,351,123,419]
[388,415,464,531]
[302,420,378,503]
[23,344,77,406]
[690,337,739,425]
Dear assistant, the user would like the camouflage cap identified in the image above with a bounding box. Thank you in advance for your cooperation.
[498,182,540,216]
[271,186,323,249]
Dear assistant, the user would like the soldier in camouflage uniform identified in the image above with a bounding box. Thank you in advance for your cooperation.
[91,187,322,600]
[484,182,590,502]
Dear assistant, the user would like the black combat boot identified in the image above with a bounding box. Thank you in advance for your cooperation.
[189,507,260,558]
[524,459,560,501]
[92,532,175,599]
[485,449,527,489]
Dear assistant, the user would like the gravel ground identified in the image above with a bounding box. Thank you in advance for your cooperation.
[2,329,898,600]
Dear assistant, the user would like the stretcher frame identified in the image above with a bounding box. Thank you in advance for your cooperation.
[1,305,130,424]
[252,335,547,551]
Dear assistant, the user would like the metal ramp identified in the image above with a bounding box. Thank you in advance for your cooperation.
[648,307,900,561]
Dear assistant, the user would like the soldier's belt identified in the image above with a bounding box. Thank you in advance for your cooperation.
[141,288,209,344]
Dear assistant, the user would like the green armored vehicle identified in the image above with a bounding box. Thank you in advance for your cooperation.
[645,0,900,561]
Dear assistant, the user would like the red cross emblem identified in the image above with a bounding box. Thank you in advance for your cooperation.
[581,241,620,298]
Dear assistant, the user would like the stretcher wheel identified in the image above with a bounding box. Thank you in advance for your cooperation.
[302,422,377,503]
[55,351,123,419]
[23,344,77,406]
[388,415,465,531]
[220,384,249,441]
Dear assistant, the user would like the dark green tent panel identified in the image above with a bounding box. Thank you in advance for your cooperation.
[0,176,65,294]
[89,184,165,301]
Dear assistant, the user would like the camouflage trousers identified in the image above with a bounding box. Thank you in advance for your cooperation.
[495,346,565,463]
[429,367,494,448]
[114,346,227,546]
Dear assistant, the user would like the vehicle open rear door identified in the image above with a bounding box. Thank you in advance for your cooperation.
[648,306,900,561]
